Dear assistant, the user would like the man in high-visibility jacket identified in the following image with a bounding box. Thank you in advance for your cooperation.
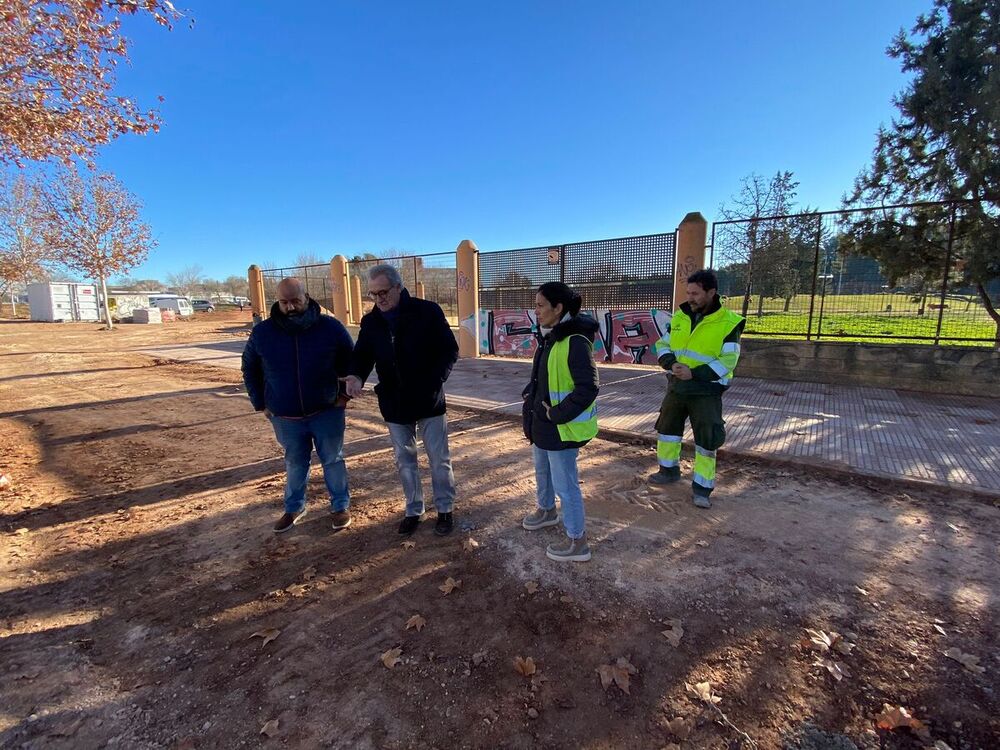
[648,269,745,508]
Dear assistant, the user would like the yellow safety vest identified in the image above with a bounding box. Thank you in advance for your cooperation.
[665,306,744,386]
[546,335,598,442]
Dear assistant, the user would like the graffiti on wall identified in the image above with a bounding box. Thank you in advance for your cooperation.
[479,308,670,364]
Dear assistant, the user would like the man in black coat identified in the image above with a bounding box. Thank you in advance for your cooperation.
[344,264,459,536]
[242,277,354,533]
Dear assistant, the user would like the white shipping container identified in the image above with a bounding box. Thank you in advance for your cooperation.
[27,282,101,322]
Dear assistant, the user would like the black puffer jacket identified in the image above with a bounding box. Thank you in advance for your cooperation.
[350,289,459,424]
[522,315,600,451]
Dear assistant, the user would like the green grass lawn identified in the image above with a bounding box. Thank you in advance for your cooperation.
[722,292,996,345]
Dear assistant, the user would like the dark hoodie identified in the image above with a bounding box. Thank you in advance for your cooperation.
[241,298,354,417]
[521,314,601,451]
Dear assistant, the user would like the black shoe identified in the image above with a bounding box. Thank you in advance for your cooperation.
[648,468,681,485]
[398,514,423,535]
[434,512,454,536]
[273,508,306,533]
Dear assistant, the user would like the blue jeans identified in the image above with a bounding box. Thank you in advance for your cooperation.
[532,445,586,539]
[269,408,349,514]
[387,415,456,517]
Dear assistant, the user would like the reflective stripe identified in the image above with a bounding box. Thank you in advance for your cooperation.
[653,337,673,357]
[708,360,728,377]
[549,389,571,403]
[675,348,714,364]
[721,342,740,354]
[694,445,716,457]
[717,376,731,386]
[658,458,680,468]
[693,472,716,489]
[658,434,682,443]
[570,405,597,423]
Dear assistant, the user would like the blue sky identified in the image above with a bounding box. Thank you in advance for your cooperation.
[97,0,931,282]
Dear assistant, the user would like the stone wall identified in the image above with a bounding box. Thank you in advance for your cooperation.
[739,339,1000,396]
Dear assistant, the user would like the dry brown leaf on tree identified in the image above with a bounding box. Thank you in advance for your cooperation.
[525,581,539,594]
[685,681,722,704]
[597,657,638,694]
[513,656,537,677]
[943,647,986,674]
[874,704,930,739]
[439,577,462,595]
[405,614,426,632]
[248,628,281,647]
[661,620,684,647]
[381,647,403,669]
[665,716,694,740]
[401,540,416,549]
[813,657,851,681]
[259,719,279,737]
[462,537,480,551]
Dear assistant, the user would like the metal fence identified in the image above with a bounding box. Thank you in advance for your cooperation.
[349,252,458,323]
[479,231,677,311]
[262,254,459,323]
[709,200,997,345]
[260,263,334,313]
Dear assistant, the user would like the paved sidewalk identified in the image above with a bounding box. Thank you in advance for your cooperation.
[138,342,1000,496]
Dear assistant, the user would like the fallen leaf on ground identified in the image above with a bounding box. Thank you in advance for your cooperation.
[14,528,28,536]
[801,628,854,655]
[943,647,986,674]
[559,595,574,604]
[933,624,946,636]
[664,716,694,740]
[874,704,929,739]
[661,620,684,647]
[285,584,309,597]
[462,537,480,551]
[381,647,403,668]
[813,657,851,681]
[946,522,960,532]
[439,577,461,595]
[597,656,638,694]
[513,656,537,677]
[472,650,487,666]
[301,566,316,580]
[685,681,721,704]
[695,540,709,547]
[248,628,280,647]
[0,474,10,490]
[525,581,539,594]
[855,586,869,596]
[260,719,279,737]
[401,540,416,549]
[405,614,426,632]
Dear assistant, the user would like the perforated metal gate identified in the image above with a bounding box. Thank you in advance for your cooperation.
[478,231,676,311]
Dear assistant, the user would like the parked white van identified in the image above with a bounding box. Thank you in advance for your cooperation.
[149,295,194,317]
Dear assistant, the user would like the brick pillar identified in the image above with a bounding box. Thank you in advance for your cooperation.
[456,240,479,358]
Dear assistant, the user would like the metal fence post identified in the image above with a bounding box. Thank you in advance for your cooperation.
[805,215,822,340]
[934,202,957,346]
[741,219,757,318]
[559,244,566,284]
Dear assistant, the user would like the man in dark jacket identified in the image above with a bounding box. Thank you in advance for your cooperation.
[344,264,459,536]
[242,277,355,533]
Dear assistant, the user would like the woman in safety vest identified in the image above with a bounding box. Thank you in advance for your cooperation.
[521,282,600,562]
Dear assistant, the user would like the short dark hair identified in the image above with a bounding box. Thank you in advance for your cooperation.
[687,269,718,292]
[537,281,583,317]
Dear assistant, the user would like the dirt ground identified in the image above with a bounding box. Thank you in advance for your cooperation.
[1,313,998,750]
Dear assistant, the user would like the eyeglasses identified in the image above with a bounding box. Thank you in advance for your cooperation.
[367,288,394,300]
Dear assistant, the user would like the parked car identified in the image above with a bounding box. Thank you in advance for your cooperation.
[191,299,216,312]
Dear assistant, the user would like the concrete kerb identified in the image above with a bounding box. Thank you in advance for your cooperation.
[450,401,1000,504]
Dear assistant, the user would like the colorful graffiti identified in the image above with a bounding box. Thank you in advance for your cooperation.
[479,308,671,364]
[602,309,671,365]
